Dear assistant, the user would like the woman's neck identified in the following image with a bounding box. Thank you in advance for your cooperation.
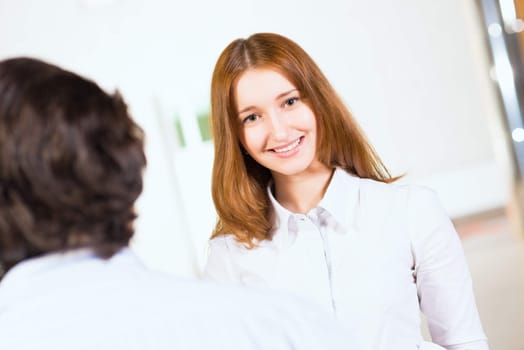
[272,165,334,214]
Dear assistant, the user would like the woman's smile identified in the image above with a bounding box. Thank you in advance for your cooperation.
[270,136,303,155]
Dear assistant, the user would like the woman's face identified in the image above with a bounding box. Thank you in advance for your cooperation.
[234,68,321,178]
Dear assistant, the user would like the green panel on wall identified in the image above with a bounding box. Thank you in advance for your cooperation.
[174,117,186,147]
[197,110,212,141]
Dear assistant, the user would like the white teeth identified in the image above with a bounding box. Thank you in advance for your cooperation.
[273,138,301,153]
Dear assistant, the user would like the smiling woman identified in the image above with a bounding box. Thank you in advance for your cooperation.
[204,32,490,350]
[208,32,395,246]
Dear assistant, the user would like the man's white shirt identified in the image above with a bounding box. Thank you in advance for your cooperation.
[0,247,351,350]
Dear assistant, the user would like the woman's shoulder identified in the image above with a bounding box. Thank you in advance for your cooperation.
[209,233,236,248]
[357,176,440,211]
[208,234,250,253]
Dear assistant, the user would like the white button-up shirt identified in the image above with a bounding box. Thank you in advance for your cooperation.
[0,247,353,350]
[205,168,489,350]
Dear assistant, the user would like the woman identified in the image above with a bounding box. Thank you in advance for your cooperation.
[204,32,488,350]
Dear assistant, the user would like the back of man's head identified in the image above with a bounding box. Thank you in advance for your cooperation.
[0,57,146,272]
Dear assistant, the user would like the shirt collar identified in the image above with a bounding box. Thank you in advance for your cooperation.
[267,184,297,248]
[317,168,361,233]
[266,168,361,248]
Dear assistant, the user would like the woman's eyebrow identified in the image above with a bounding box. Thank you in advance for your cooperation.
[238,89,298,115]
[238,105,255,115]
[276,89,298,100]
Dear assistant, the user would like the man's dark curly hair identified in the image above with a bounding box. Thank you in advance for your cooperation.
[0,57,146,272]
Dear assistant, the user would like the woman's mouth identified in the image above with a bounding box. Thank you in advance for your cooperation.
[271,137,303,153]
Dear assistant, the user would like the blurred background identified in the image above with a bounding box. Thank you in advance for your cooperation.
[0,0,523,348]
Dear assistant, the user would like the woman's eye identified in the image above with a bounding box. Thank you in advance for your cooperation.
[242,113,259,124]
[284,97,299,107]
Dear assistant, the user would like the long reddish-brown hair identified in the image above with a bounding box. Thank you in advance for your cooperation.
[210,32,397,245]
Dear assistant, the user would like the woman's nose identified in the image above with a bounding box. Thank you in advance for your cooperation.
[268,111,289,141]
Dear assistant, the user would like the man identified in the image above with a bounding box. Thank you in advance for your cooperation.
[0,57,350,349]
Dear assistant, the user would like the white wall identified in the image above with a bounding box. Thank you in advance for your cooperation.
[0,0,509,276]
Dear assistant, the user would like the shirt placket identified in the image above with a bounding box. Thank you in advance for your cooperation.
[293,210,337,314]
